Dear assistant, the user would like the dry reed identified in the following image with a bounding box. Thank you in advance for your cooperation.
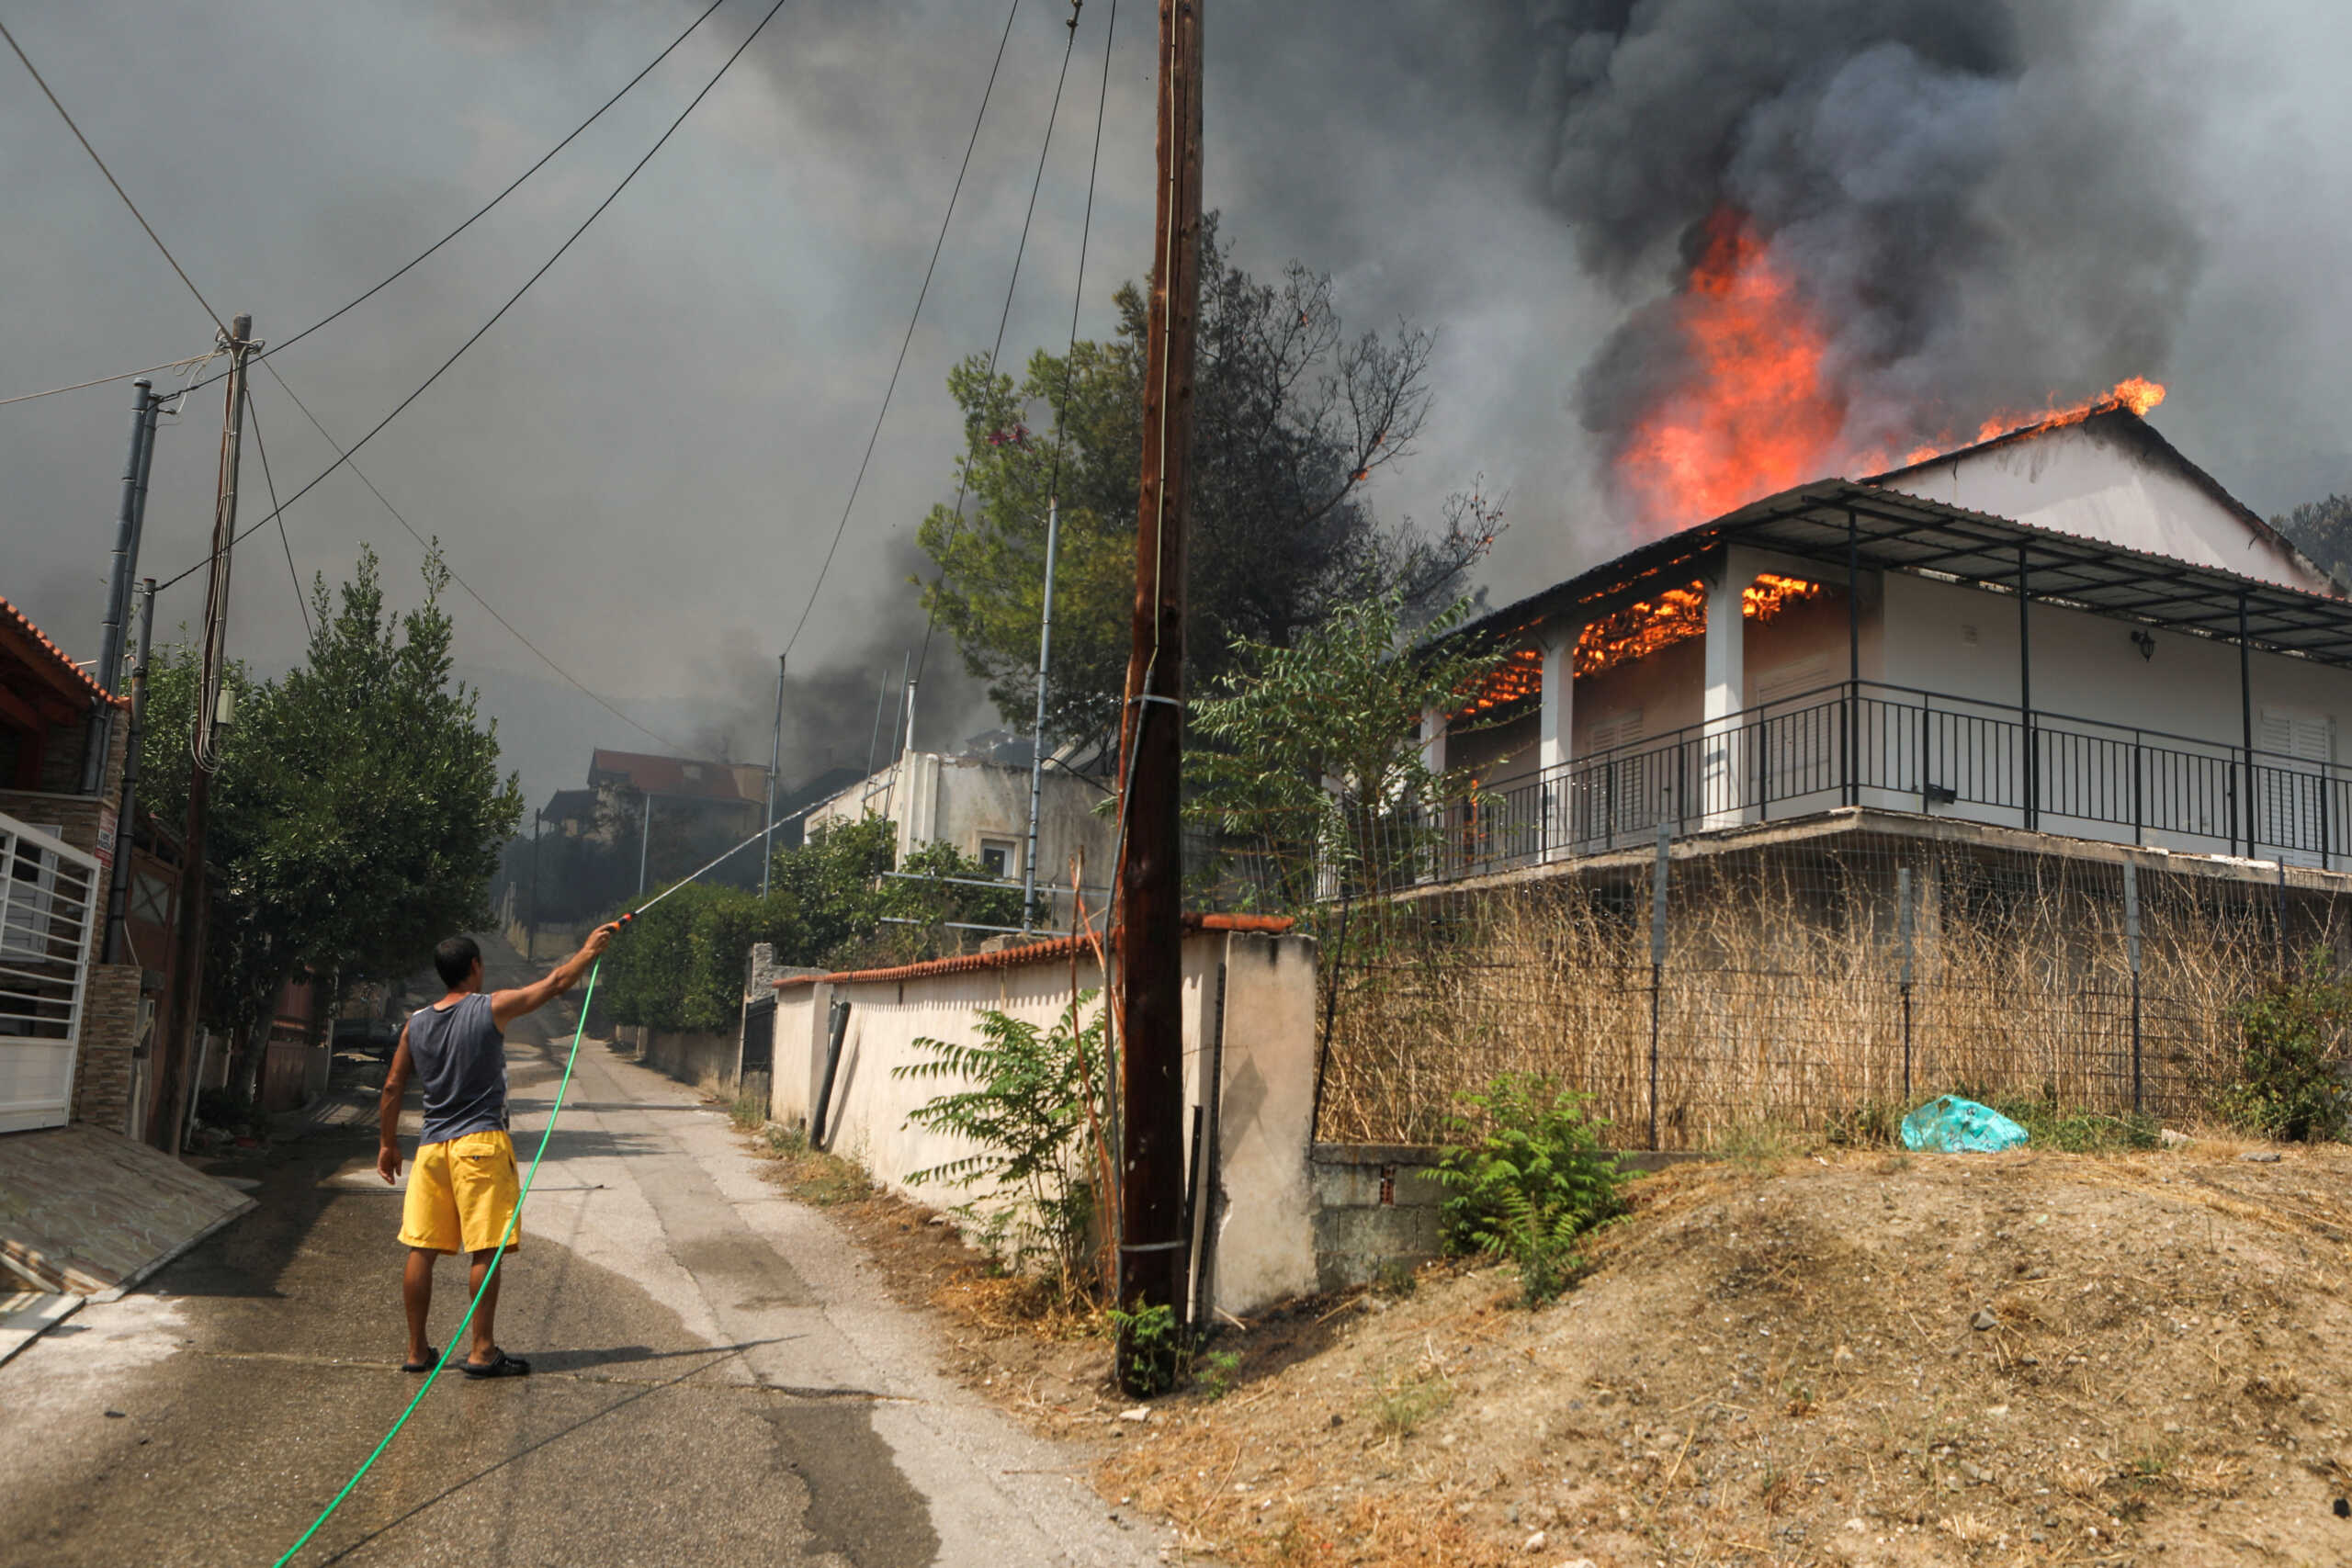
[1316,840,2341,1149]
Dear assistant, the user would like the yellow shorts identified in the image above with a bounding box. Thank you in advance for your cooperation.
[397,1129,521,1256]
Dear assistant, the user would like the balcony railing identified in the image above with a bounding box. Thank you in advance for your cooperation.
[1417,681,2352,883]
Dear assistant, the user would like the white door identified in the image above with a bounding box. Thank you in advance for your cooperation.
[0,815,102,1133]
[1755,659,1833,802]
[2256,709,2332,867]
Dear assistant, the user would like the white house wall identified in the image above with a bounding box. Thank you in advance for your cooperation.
[1878,422,2326,594]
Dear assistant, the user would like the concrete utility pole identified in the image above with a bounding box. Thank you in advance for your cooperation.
[156,314,256,1154]
[763,654,786,897]
[103,579,156,964]
[1022,497,1062,931]
[84,378,161,794]
[637,790,655,897]
[1115,0,1204,1395]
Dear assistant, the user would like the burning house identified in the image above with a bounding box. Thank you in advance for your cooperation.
[1421,390,2352,878]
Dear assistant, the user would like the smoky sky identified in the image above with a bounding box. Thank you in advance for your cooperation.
[4,0,2349,813]
[1534,0,2206,478]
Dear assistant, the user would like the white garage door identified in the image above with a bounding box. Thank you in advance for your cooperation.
[0,813,101,1134]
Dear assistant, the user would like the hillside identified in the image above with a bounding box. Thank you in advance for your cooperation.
[1102,1142,2352,1568]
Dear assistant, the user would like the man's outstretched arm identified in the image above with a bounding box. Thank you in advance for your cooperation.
[490,922,618,1028]
[378,1025,413,1183]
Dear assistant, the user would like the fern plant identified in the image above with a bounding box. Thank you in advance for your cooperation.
[1436,1073,1624,1305]
[896,996,1111,1294]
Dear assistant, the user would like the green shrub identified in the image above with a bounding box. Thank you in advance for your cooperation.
[1966,1085,2159,1154]
[2221,960,2352,1142]
[896,996,1111,1294]
[1435,1073,1625,1305]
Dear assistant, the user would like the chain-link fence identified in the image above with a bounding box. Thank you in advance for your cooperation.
[1308,827,2344,1149]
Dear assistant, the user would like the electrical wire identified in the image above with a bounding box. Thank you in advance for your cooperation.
[11,0,691,754]
[242,395,314,641]
[0,353,211,409]
[175,0,737,400]
[153,0,796,599]
[254,364,686,752]
[780,0,1025,660]
[909,0,1086,690]
[0,17,229,336]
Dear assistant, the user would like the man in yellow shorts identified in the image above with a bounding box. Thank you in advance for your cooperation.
[377,924,615,1378]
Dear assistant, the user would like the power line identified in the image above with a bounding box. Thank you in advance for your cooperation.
[153,0,795,598]
[0,17,230,336]
[254,364,687,752]
[171,0,737,400]
[910,0,1091,688]
[0,353,211,409]
[780,0,1025,660]
[242,394,315,641]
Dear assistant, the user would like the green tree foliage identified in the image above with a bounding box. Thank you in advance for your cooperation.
[2221,956,2352,1142]
[896,996,1111,1294]
[2275,494,2352,579]
[1186,592,1514,910]
[139,547,522,1089]
[598,817,1024,1030]
[919,216,1498,761]
[1436,1074,1625,1306]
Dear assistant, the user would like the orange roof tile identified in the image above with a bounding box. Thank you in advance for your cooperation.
[0,594,121,710]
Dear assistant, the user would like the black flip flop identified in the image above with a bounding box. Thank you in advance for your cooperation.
[401,1347,440,1374]
[459,1348,531,1379]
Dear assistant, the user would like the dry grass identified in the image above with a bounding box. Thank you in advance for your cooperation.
[1100,1143,2352,1567]
[1318,844,2335,1148]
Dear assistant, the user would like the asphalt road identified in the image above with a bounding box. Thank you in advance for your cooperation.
[0,943,1169,1568]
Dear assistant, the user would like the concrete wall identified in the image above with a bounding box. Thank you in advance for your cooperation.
[805,752,1117,922]
[1309,1144,1446,1292]
[769,926,1321,1317]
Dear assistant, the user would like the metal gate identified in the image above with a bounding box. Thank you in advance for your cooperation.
[0,813,102,1133]
[740,994,775,1077]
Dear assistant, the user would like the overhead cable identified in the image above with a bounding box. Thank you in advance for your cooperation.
[254,364,687,752]
[780,0,1025,660]
[242,395,315,640]
[177,0,737,400]
[153,0,795,598]
[0,354,212,409]
[911,0,1102,690]
[0,17,230,336]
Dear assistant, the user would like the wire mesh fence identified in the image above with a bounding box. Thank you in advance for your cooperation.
[1306,826,2342,1149]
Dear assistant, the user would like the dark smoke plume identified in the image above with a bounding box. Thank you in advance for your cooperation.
[1520,0,2204,495]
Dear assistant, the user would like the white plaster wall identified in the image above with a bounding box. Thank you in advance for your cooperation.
[1878,422,2327,593]
[768,928,1320,1316]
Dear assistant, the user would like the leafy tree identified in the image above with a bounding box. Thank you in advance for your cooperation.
[919,216,1499,762]
[140,547,524,1095]
[598,817,1025,1030]
[1186,592,1514,911]
[2276,494,2352,580]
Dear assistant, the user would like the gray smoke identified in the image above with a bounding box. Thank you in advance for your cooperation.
[1521,0,2204,502]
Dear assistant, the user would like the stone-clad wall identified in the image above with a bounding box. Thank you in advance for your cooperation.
[72,963,143,1133]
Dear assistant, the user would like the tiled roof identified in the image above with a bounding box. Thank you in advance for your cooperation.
[588,748,764,803]
[0,594,120,711]
[774,913,1296,989]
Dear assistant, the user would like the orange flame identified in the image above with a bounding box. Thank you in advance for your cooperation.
[1882,375,2169,468]
[1570,573,1826,680]
[1620,213,1848,534]
[1619,208,2172,525]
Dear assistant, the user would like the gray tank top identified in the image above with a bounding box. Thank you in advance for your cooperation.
[406,993,507,1145]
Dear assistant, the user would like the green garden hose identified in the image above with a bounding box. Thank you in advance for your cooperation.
[268,959,601,1567]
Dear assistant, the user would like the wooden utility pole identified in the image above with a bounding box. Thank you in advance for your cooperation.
[1115,0,1204,1395]
[154,314,255,1154]
[763,653,786,897]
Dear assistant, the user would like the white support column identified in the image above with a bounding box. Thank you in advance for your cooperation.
[1702,550,1752,829]
[1419,704,1448,775]
[1538,623,1579,858]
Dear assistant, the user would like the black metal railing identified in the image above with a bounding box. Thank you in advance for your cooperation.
[1415,681,2352,883]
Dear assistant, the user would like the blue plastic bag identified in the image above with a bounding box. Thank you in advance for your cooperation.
[1900,1095,2030,1153]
